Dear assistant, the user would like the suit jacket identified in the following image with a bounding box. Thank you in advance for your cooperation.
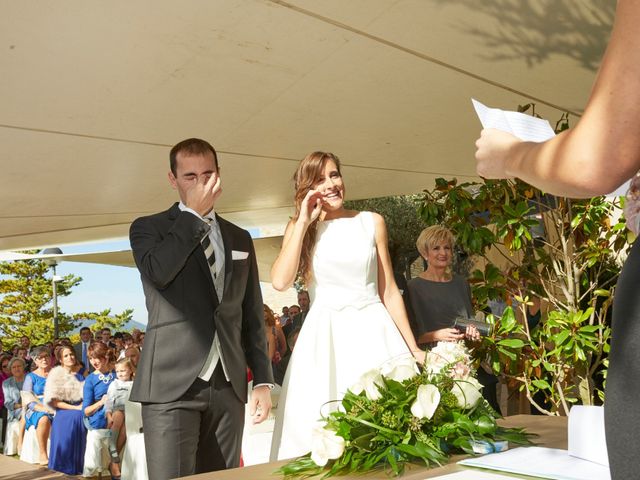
[128,203,273,404]
[73,342,94,373]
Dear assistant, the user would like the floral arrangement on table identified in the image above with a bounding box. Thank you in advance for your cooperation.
[277,342,532,478]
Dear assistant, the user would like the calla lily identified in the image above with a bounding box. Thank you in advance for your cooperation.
[384,356,419,383]
[310,424,345,467]
[411,384,440,420]
[452,377,483,409]
[351,368,383,400]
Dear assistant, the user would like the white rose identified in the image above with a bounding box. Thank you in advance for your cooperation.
[310,424,345,467]
[452,377,483,409]
[383,355,419,383]
[410,384,440,420]
[351,369,384,400]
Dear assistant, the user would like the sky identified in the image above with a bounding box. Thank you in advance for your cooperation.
[54,239,148,325]
[52,239,298,328]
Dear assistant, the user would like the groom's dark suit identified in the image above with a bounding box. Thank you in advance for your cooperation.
[129,202,273,479]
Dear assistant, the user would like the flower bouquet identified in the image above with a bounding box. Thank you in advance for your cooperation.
[277,342,532,477]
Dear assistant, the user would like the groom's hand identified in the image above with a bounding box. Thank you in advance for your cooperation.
[250,385,272,425]
[185,172,222,216]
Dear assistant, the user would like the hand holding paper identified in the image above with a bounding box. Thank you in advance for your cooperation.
[472,99,630,195]
[472,99,556,142]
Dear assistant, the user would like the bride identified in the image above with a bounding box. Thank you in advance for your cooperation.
[269,151,425,461]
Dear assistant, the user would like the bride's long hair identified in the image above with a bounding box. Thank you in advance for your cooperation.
[293,151,342,284]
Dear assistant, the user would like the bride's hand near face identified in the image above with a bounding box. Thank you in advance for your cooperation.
[297,189,323,226]
[272,189,323,291]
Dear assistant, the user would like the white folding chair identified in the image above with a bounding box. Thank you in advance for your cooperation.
[3,419,20,456]
[82,428,111,477]
[19,425,49,464]
[120,400,148,480]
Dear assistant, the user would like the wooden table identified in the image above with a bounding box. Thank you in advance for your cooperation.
[182,414,567,480]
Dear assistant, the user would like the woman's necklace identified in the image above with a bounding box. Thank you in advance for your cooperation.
[98,371,113,384]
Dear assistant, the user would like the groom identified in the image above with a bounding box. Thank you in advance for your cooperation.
[129,138,273,479]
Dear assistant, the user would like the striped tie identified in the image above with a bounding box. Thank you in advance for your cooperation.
[201,231,217,280]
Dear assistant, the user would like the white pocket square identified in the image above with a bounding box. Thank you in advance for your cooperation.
[232,250,249,260]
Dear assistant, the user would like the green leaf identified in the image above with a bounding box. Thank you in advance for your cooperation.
[531,379,551,390]
[498,338,525,348]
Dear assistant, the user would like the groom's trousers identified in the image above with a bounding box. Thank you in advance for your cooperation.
[141,364,245,480]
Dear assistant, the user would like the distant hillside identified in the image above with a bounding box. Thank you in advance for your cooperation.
[72,318,146,333]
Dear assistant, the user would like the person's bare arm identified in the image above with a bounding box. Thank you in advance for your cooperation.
[476,0,640,198]
[373,213,425,362]
[270,190,323,291]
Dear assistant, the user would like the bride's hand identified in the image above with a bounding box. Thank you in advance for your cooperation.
[298,189,323,225]
[412,350,426,365]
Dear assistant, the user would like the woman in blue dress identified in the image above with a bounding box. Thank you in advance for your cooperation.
[2,356,27,454]
[44,345,86,475]
[22,346,54,464]
[83,341,117,477]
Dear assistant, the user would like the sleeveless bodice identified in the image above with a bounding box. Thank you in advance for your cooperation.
[309,212,379,310]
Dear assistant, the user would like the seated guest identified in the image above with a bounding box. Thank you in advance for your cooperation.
[264,305,286,366]
[0,353,10,381]
[44,346,86,475]
[74,327,93,374]
[123,346,141,368]
[22,346,54,464]
[280,306,290,328]
[105,357,135,479]
[0,354,11,439]
[17,347,32,372]
[117,333,134,360]
[3,356,27,453]
[83,341,116,477]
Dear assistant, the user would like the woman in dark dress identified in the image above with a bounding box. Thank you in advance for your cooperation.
[44,345,86,475]
[406,226,500,411]
[406,225,479,347]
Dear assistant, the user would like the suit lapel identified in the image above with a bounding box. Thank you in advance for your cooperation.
[217,215,234,297]
[170,203,219,304]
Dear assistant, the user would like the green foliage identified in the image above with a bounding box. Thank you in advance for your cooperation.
[345,195,427,279]
[0,257,133,345]
[79,309,133,335]
[418,175,631,413]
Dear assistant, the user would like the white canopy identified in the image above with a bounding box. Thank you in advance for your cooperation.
[1,1,612,252]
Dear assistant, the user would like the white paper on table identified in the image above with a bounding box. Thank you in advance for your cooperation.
[458,446,611,480]
[472,99,556,142]
[428,471,523,479]
[568,405,609,466]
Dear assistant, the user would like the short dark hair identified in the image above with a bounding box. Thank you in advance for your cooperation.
[79,327,91,334]
[170,138,219,175]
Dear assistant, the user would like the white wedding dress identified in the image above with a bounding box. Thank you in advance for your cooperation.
[270,211,411,461]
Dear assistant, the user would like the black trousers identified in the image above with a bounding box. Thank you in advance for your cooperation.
[605,240,640,480]
[141,364,244,480]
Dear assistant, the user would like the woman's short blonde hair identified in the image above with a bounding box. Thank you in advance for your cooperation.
[416,225,455,258]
